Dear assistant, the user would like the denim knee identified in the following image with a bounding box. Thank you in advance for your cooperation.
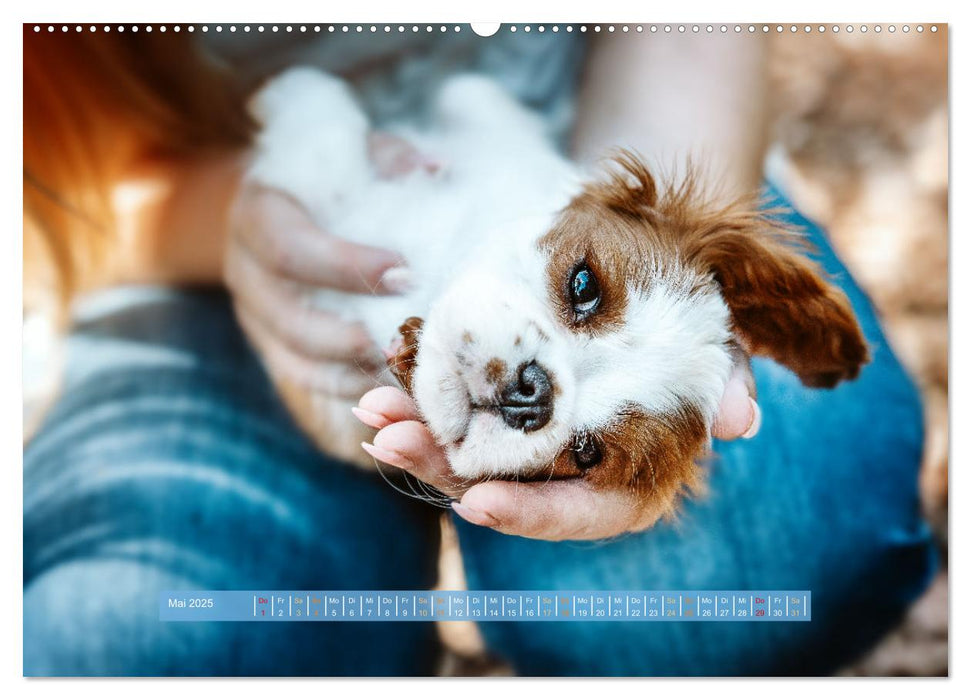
[23,290,445,676]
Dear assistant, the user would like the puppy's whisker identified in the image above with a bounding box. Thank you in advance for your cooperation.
[369,457,430,502]
[409,475,452,508]
[369,457,451,509]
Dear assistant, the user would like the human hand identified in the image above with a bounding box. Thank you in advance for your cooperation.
[224,133,437,399]
[351,358,760,541]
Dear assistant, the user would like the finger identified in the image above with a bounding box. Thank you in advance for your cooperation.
[353,386,422,429]
[453,480,640,541]
[226,243,382,365]
[235,186,406,294]
[236,305,379,398]
[362,420,469,497]
[711,373,761,441]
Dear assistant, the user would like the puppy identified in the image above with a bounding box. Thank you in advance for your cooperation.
[247,68,868,524]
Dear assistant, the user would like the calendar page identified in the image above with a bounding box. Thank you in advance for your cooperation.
[21,13,949,680]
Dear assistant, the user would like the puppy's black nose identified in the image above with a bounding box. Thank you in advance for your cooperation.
[498,361,553,432]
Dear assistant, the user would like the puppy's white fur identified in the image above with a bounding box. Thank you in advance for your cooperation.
[248,68,733,478]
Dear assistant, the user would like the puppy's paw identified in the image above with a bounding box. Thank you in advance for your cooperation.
[387,316,424,395]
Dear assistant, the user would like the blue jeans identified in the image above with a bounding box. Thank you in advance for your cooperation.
[23,191,937,676]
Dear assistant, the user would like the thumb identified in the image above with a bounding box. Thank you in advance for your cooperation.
[711,372,761,440]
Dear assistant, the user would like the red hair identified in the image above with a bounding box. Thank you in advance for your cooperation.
[23,26,254,303]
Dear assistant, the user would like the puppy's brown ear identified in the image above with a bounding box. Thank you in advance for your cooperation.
[683,207,869,388]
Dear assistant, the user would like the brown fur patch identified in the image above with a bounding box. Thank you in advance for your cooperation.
[388,316,424,395]
[484,358,507,386]
[540,154,716,337]
[539,199,637,336]
[531,403,709,525]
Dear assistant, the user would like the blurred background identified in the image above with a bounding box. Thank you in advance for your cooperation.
[769,28,948,676]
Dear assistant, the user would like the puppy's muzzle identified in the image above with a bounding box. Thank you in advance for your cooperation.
[498,361,553,432]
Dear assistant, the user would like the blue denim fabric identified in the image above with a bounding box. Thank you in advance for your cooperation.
[23,292,443,676]
[23,191,936,676]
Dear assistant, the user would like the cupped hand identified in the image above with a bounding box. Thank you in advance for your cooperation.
[352,361,761,541]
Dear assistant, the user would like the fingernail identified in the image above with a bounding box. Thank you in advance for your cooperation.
[360,441,409,468]
[378,266,414,295]
[452,501,499,528]
[742,399,762,439]
[351,406,390,429]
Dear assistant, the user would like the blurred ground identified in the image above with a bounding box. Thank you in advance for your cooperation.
[435,28,949,676]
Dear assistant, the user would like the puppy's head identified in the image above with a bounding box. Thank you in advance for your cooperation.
[395,153,868,524]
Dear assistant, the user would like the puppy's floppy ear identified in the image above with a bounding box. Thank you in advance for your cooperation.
[683,206,869,388]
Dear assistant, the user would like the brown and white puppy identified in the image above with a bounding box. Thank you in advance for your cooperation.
[248,68,868,526]
[389,154,868,523]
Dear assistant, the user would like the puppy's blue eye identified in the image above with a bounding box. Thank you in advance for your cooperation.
[570,265,601,317]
